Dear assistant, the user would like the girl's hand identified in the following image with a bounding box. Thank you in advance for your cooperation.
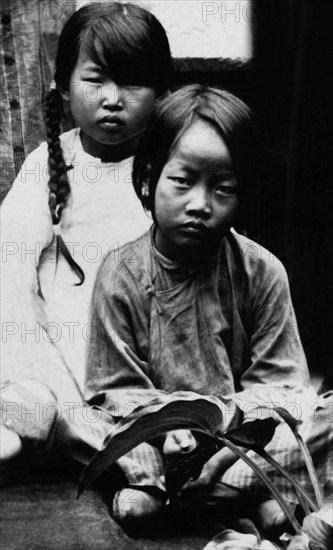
[163,429,197,457]
[181,446,245,494]
[0,424,23,461]
[181,449,223,492]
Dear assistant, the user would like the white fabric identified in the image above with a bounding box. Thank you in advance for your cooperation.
[0,128,152,401]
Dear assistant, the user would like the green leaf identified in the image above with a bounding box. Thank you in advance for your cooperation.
[78,394,224,497]
[224,418,278,450]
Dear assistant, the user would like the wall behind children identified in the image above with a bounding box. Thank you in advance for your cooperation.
[1,0,332,378]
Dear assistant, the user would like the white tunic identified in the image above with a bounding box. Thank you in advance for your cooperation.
[0,128,151,403]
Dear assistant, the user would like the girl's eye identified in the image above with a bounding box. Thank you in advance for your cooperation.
[169,177,190,186]
[215,184,238,196]
[84,78,102,84]
[124,85,143,90]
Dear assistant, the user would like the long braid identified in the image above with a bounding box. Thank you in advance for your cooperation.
[45,88,69,223]
[44,88,85,285]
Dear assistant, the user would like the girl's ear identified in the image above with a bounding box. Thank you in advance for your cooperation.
[142,179,150,199]
[59,88,70,102]
[142,163,152,194]
[141,163,152,209]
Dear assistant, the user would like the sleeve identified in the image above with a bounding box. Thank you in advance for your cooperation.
[85,256,167,417]
[225,254,318,419]
[1,143,84,415]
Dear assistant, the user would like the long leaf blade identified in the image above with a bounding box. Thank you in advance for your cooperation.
[257,449,316,515]
[78,395,223,496]
[272,406,303,429]
[225,413,317,514]
[218,436,303,535]
[271,406,324,509]
[225,418,278,450]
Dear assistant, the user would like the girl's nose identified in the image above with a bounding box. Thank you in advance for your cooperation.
[185,185,212,217]
[102,82,124,108]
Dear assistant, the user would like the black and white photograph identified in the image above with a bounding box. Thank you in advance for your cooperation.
[1,1,332,548]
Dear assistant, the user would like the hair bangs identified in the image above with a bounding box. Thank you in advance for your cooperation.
[79,13,159,88]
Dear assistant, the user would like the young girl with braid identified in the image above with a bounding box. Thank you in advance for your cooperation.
[0,2,172,461]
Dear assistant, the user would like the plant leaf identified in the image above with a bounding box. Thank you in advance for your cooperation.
[225,416,316,515]
[302,504,333,550]
[218,436,303,535]
[272,406,303,429]
[224,418,278,450]
[78,394,223,496]
[271,406,324,509]
[257,449,316,516]
[165,435,220,499]
[250,405,323,510]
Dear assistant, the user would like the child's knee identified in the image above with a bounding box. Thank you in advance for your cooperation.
[0,424,23,462]
[0,380,58,441]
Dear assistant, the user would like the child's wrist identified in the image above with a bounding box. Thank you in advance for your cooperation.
[211,445,247,477]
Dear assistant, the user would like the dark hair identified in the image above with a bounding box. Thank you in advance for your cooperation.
[133,84,258,230]
[44,2,172,284]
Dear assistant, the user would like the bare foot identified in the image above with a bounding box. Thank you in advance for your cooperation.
[163,429,197,457]
[112,488,164,523]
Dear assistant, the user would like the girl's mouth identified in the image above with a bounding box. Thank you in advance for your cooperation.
[99,116,124,129]
[181,221,208,234]
[179,223,208,240]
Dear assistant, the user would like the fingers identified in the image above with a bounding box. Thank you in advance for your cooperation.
[0,424,23,461]
[163,429,197,457]
[180,480,201,493]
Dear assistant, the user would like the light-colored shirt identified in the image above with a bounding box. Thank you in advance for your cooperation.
[1,128,152,403]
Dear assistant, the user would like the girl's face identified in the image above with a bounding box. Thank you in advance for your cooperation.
[62,50,156,160]
[154,119,239,262]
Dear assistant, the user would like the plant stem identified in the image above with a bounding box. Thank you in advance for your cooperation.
[218,436,303,535]
[294,432,324,509]
[272,406,324,509]
[256,448,316,516]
